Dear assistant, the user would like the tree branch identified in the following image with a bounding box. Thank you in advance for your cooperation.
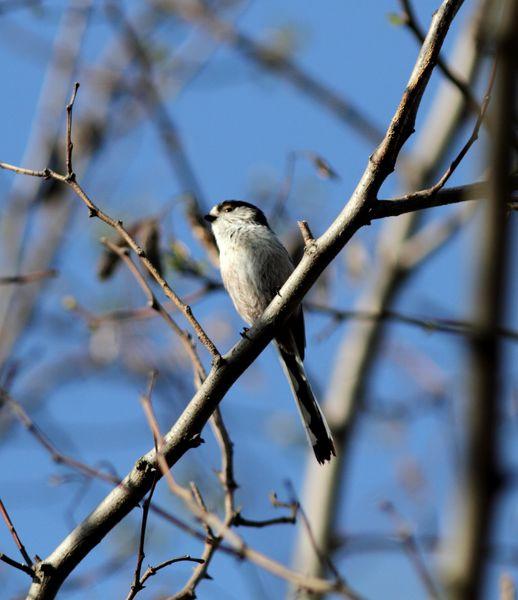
[398,0,480,113]
[305,301,518,341]
[0,498,33,570]
[0,160,221,361]
[0,552,34,577]
[372,174,518,218]
[0,270,57,285]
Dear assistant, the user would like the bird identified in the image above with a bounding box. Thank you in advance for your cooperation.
[204,200,335,464]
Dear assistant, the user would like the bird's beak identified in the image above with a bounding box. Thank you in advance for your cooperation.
[204,213,216,223]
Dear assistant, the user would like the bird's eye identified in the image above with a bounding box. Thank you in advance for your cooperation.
[223,206,233,213]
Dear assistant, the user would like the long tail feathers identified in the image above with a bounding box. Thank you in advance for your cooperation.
[277,347,336,464]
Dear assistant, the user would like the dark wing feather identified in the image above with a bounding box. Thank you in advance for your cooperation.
[290,308,306,360]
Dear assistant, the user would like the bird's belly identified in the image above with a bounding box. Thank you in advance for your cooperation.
[220,248,275,324]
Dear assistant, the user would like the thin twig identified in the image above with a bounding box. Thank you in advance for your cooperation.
[139,383,224,600]
[375,174,518,218]
[381,500,442,599]
[125,471,158,600]
[105,2,219,265]
[271,151,339,223]
[286,481,343,583]
[372,60,497,219]
[0,498,33,569]
[138,556,205,590]
[0,388,120,485]
[0,269,57,285]
[0,153,220,361]
[234,491,298,528]
[0,552,34,577]
[0,387,238,561]
[101,239,206,383]
[140,391,362,600]
[66,282,221,328]
[101,238,242,585]
[65,82,80,178]
[305,302,518,341]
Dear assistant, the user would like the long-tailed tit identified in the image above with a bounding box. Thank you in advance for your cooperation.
[205,200,335,464]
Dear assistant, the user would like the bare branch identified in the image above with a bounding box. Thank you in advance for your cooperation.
[0,270,57,285]
[398,0,480,113]
[0,388,120,485]
[286,480,344,583]
[0,498,33,569]
[233,493,298,528]
[140,388,361,600]
[65,81,80,178]
[1,143,221,361]
[0,552,34,577]
[125,473,158,600]
[104,2,219,264]
[372,60,497,221]
[381,501,442,599]
[305,301,518,341]
[372,174,518,218]
[137,556,205,593]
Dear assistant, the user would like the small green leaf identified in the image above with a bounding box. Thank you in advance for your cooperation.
[387,12,406,26]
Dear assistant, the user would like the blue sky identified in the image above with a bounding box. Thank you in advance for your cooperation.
[0,1,516,599]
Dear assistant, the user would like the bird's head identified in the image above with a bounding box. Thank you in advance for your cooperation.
[204,200,269,232]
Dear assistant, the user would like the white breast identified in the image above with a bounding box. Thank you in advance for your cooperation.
[217,224,294,324]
